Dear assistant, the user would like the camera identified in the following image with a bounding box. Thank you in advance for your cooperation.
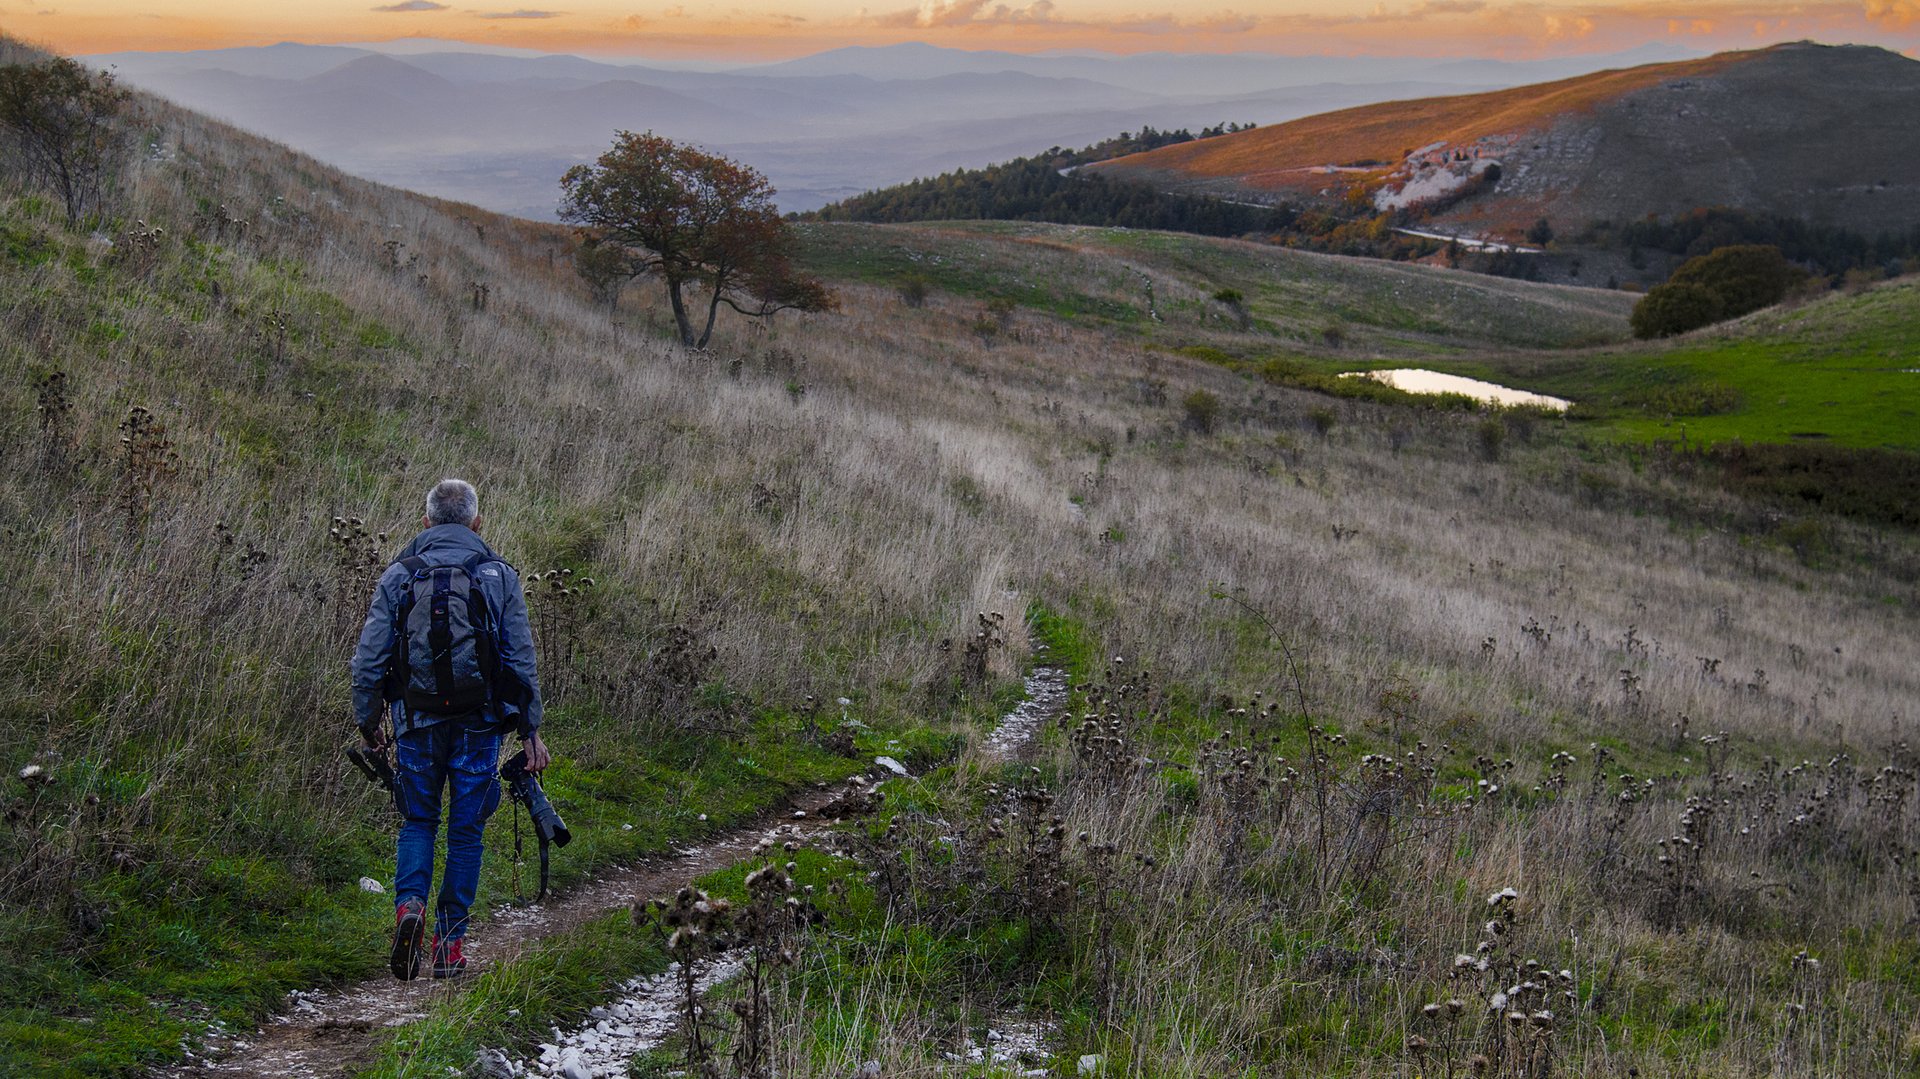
[501,749,571,848]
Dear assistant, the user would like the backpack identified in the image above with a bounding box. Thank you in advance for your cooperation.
[390,553,502,716]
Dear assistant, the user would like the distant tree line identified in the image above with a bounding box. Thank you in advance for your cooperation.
[1584,207,1920,281]
[805,125,1293,239]
[1046,122,1257,169]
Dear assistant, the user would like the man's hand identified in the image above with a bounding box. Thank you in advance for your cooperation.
[360,724,387,751]
[523,732,551,774]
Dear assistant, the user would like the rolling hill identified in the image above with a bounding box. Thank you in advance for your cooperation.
[1091,42,1920,244]
[87,40,1716,218]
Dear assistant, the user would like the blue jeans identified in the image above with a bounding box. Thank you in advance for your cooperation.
[394,717,503,942]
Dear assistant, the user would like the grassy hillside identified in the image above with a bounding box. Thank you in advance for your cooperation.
[4,37,1920,1079]
[797,219,1917,453]
[797,219,1634,352]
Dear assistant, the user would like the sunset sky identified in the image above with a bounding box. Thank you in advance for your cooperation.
[2,0,1914,61]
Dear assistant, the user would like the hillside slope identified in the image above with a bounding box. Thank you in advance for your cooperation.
[1093,42,1920,242]
[797,219,1634,352]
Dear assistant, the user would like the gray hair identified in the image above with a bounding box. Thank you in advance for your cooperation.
[426,479,480,526]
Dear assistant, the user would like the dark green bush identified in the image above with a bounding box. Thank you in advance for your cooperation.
[1631,281,1726,338]
[1668,244,1802,315]
[1632,245,1802,338]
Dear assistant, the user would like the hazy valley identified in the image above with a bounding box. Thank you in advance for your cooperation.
[88,40,1710,216]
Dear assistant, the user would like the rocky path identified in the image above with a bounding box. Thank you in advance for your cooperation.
[515,665,1070,1078]
[158,665,1069,1078]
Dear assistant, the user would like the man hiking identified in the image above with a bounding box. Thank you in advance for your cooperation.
[351,479,548,980]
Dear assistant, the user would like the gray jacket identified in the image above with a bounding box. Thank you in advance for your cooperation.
[350,523,543,739]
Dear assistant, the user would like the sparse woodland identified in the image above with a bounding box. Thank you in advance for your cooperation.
[2,35,1919,1078]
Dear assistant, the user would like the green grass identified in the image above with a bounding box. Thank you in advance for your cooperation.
[1317,278,1920,451]
[367,909,668,1078]
[796,220,1634,352]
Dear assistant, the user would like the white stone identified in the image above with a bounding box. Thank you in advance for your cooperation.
[358,877,385,893]
[1078,1054,1104,1075]
[873,756,909,776]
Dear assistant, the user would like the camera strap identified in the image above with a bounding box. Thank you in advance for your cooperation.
[510,795,524,901]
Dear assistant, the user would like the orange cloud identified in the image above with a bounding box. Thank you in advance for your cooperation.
[1866,0,1918,26]
[871,0,1057,29]
[12,0,1920,62]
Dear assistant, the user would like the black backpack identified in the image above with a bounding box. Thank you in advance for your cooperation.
[390,553,502,716]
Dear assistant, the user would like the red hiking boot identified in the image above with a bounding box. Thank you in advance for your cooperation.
[390,898,426,981]
[431,935,467,979]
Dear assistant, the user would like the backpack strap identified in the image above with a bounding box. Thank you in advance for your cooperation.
[383,556,433,703]
[460,553,504,690]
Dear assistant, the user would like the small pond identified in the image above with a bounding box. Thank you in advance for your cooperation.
[1340,368,1571,411]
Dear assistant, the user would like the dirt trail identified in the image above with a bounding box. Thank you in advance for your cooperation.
[158,666,1069,1078]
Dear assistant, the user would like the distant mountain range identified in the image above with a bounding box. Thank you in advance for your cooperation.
[1090,42,1920,243]
[87,40,1705,217]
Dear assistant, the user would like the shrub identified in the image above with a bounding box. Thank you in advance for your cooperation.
[1476,417,1506,461]
[0,56,131,225]
[1631,281,1725,338]
[1308,407,1337,439]
[1182,389,1221,434]
[897,273,931,308]
[1634,244,1801,338]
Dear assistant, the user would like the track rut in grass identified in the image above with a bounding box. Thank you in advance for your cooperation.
[155,666,1069,1078]
[516,664,1071,1077]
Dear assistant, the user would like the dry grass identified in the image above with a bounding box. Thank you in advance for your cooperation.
[1090,51,1746,188]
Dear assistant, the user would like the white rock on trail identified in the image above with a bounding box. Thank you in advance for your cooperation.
[874,756,909,776]
[358,877,385,894]
[471,1047,520,1078]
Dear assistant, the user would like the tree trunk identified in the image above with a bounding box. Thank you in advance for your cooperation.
[665,277,695,346]
[696,284,724,349]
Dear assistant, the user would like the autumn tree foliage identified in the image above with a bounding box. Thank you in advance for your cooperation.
[560,132,831,347]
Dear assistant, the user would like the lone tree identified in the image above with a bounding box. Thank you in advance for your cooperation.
[559,132,831,347]
[0,56,130,225]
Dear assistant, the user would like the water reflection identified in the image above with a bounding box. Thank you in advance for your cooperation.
[1340,368,1570,411]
